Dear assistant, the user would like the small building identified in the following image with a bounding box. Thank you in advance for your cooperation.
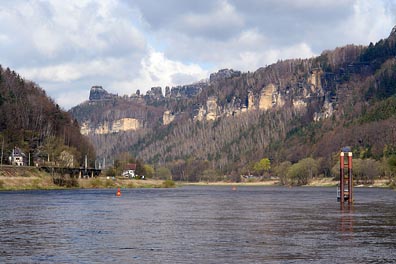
[122,163,137,178]
[10,147,26,166]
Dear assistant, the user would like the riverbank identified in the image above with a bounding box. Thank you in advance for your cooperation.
[0,167,171,190]
[181,179,280,186]
[0,175,171,191]
[181,177,394,188]
[307,177,392,188]
[0,167,393,190]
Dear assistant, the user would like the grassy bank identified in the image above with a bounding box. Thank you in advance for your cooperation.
[1,166,393,191]
[181,179,280,186]
[0,166,57,190]
[77,177,173,189]
[181,177,394,188]
[0,175,174,191]
[0,166,174,191]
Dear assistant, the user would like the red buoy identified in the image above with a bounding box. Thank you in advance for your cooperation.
[116,188,121,197]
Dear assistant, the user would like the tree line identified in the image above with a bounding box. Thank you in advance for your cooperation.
[0,66,95,167]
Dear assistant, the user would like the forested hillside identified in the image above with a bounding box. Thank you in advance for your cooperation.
[0,66,95,167]
[72,26,396,183]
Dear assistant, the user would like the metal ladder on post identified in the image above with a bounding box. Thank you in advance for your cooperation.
[337,148,353,204]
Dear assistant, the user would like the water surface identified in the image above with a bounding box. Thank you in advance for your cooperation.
[1,186,396,263]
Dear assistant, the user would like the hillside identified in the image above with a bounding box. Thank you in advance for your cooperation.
[70,26,396,181]
[0,66,95,167]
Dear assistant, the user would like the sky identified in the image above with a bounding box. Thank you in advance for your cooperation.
[0,0,396,110]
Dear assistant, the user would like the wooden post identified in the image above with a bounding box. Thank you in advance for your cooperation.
[340,152,345,203]
[348,152,353,204]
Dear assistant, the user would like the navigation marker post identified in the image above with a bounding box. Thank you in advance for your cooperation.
[337,147,353,204]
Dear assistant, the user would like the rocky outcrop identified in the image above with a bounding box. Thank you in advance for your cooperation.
[307,69,325,97]
[259,84,276,110]
[210,69,241,83]
[247,91,255,111]
[79,54,344,132]
[206,97,218,121]
[165,86,171,97]
[391,25,396,37]
[80,118,141,135]
[193,97,219,121]
[146,87,163,99]
[194,106,206,122]
[314,98,334,122]
[170,83,205,98]
[163,110,175,125]
[89,86,116,101]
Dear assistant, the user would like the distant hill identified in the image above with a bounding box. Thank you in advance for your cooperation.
[0,66,95,167]
[69,25,396,180]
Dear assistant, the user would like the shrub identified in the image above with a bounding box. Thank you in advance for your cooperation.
[90,178,103,188]
[104,179,115,188]
[156,167,173,180]
[287,158,319,186]
[162,179,176,188]
[105,167,117,177]
[53,177,79,188]
[127,182,135,188]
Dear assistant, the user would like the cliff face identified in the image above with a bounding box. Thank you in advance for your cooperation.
[80,118,141,135]
[71,61,338,135]
[258,83,277,110]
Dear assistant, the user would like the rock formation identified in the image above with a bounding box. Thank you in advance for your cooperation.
[89,86,116,101]
[259,84,276,110]
[163,110,175,125]
[210,69,241,83]
[80,118,141,135]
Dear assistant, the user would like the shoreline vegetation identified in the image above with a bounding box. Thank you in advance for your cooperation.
[0,167,393,191]
[0,167,175,191]
[182,178,391,188]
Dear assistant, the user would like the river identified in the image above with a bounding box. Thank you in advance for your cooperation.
[1,186,395,263]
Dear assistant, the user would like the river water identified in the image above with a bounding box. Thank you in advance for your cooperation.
[0,186,395,263]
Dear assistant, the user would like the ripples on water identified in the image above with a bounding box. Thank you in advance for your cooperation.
[1,186,396,263]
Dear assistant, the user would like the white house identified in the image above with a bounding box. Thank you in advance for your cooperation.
[10,147,26,166]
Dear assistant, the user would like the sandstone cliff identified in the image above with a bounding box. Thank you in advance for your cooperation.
[80,118,141,135]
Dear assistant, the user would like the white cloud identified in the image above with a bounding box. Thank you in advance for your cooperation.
[340,0,394,44]
[55,90,90,111]
[0,34,9,44]
[113,49,208,95]
[180,0,244,39]
[0,0,396,110]
[218,42,316,72]
[19,58,124,83]
[0,0,147,63]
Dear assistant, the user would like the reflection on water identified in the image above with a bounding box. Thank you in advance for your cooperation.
[339,204,354,237]
[1,186,396,263]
